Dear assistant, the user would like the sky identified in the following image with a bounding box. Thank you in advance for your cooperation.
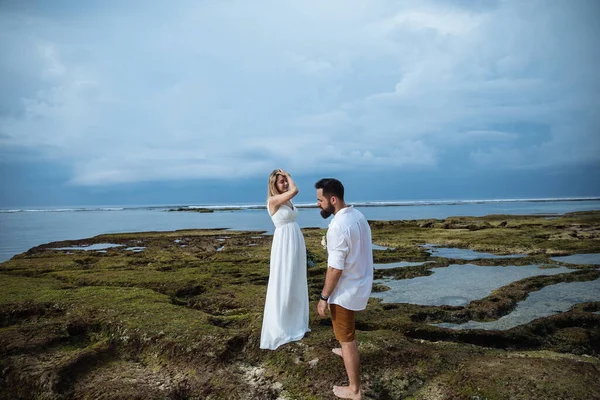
[1,0,599,206]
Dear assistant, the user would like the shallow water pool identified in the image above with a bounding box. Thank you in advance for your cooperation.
[52,243,123,251]
[371,264,573,306]
[550,253,600,265]
[424,245,525,260]
[375,261,432,269]
[433,278,600,330]
[372,243,394,250]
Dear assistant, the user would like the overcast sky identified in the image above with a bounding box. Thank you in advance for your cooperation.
[1,0,599,206]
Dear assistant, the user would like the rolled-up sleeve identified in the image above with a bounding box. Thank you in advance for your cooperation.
[327,226,348,270]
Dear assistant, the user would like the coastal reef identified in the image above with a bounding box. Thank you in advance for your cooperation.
[1,211,599,399]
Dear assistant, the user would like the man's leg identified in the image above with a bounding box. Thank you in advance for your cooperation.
[333,340,361,399]
[330,305,361,399]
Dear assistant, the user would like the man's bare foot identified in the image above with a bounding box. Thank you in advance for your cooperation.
[332,348,343,357]
[333,385,361,399]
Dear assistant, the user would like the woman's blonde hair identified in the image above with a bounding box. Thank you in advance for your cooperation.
[267,169,282,199]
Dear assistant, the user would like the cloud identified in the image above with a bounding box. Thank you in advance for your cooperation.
[283,51,336,76]
[0,0,598,186]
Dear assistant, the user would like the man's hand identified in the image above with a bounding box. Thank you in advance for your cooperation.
[318,267,341,317]
[317,299,328,317]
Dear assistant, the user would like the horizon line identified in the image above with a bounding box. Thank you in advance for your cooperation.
[2,196,600,213]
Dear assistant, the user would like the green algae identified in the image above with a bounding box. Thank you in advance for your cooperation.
[1,214,599,399]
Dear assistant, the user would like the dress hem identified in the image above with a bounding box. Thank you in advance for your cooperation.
[260,328,311,351]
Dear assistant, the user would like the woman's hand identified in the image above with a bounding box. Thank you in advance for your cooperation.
[267,169,299,213]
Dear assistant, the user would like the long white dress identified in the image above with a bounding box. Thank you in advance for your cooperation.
[260,202,310,350]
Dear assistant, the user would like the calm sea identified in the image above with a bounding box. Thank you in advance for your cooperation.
[1,198,599,262]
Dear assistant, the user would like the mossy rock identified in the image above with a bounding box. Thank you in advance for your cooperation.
[1,213,600,399]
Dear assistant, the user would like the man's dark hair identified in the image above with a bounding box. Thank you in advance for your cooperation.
[315,178,344,200]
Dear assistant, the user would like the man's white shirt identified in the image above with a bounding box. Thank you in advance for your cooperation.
[326,206,374,311]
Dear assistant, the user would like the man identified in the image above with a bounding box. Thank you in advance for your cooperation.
[315,178,373,400]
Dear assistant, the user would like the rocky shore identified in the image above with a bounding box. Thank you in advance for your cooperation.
[1,211,599,399]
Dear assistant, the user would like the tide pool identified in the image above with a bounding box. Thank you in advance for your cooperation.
[434,278,600,330]
[424,245,525,260]
[550,253,600,265]
[371,264,573,306]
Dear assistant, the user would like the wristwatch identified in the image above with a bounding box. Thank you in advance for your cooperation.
[319,293,329,301]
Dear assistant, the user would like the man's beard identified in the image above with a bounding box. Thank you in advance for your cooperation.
[320,204,335,219]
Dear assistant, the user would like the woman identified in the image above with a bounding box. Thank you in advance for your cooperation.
[260,169,310,350]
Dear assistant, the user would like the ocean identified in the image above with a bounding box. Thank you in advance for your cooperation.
[1,197,600,263]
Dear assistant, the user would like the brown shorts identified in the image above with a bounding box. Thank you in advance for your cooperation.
[330,304,356,342]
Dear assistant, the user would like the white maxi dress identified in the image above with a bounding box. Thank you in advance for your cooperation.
[260,202,310,350]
